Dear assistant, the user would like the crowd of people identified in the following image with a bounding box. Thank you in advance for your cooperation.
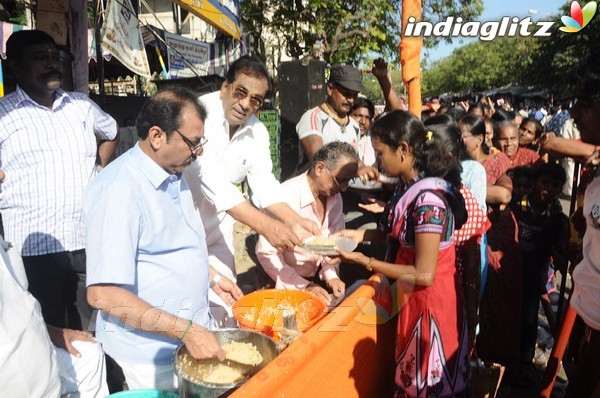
[0,28,599,398]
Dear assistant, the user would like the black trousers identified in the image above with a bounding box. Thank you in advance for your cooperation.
[23,249,92,330]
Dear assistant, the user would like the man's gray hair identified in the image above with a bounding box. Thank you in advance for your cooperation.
[312,141,359,170]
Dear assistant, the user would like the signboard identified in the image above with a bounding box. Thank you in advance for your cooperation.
[164,32,210,78]
[258,110,281,180]
[101,0,150,77]
[171,0,240,39]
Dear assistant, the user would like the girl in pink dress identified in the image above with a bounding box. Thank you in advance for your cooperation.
[336,110,470,397]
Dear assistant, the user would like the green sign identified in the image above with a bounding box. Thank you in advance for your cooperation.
[258,110,281,180]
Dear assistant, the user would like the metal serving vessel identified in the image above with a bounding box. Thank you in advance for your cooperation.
[174,328,279,398]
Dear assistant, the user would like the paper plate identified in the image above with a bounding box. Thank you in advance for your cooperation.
[302,236,358,256]
[348,179,382,191]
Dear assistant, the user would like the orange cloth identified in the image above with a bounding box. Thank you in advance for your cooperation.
[231,275,397,397]
[400,0,423,117]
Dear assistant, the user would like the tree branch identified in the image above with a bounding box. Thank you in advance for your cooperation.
[328,14,375,58]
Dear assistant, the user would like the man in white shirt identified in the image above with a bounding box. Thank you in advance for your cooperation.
[566,53,600,398]
[0,30,118,330]
[296,64,378,183]
[184,57,318,322]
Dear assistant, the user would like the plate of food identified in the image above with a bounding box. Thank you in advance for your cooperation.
[302,235,358,256]
[348,178,382,191]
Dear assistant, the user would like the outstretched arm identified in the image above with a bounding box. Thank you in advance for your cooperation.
[87,284,225,361]
[336,232,440,287]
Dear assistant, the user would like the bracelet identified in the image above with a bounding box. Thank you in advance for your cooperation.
[179,319,192,341]
[366,257,375,272]
[209,272,222,289]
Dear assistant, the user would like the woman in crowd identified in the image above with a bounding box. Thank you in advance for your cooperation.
[459,115,512,208]
[459,114,522,384]
[335,110,470,397]
[494,120,540,167]
[483,118,498,152]
[424,115,490,347]
[518,117,543,151]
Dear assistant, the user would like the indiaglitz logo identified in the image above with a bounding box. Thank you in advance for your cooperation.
[403,16,555,42]
[560,1,597,32]
[403,1,598,41]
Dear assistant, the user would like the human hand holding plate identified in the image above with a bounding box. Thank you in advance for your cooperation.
[302,236,358,256]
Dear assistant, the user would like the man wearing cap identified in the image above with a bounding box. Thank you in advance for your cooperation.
[0,30,118,330]
[296,64,378,181]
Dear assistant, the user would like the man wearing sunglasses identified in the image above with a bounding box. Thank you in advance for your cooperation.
[184,56,319,325]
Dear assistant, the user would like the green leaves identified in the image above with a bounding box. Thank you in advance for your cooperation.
[240,0,484,65]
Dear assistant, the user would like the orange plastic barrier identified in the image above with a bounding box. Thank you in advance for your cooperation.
[231,274,397,397]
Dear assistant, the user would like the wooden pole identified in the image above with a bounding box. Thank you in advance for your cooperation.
[400,0,422,118]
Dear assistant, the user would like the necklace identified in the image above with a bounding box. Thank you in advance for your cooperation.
[321,102,349,134]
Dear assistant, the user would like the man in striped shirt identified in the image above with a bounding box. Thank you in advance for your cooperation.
[296,64,379,184]
[0,30,118,330]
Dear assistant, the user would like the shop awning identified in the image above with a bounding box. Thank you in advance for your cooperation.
[171,0,240,40]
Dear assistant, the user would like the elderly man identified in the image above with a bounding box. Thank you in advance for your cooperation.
[256,142,359,304]
[84,87,241,390]
[183,56,318,324]
[0,30,118,330]
[296,64,378,182]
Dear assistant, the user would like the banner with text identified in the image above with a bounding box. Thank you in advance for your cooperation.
[164,32,210,79]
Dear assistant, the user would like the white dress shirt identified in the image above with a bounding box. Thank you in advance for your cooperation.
[0,86,117,255]
[184,90,284,277]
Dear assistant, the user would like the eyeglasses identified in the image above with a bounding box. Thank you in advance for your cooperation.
[325,166,355,189]
[231,86,264,109]
[174,129,208,157]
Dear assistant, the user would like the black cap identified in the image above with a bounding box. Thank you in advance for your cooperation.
[328,64,365,93]
[6,30,56,60]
